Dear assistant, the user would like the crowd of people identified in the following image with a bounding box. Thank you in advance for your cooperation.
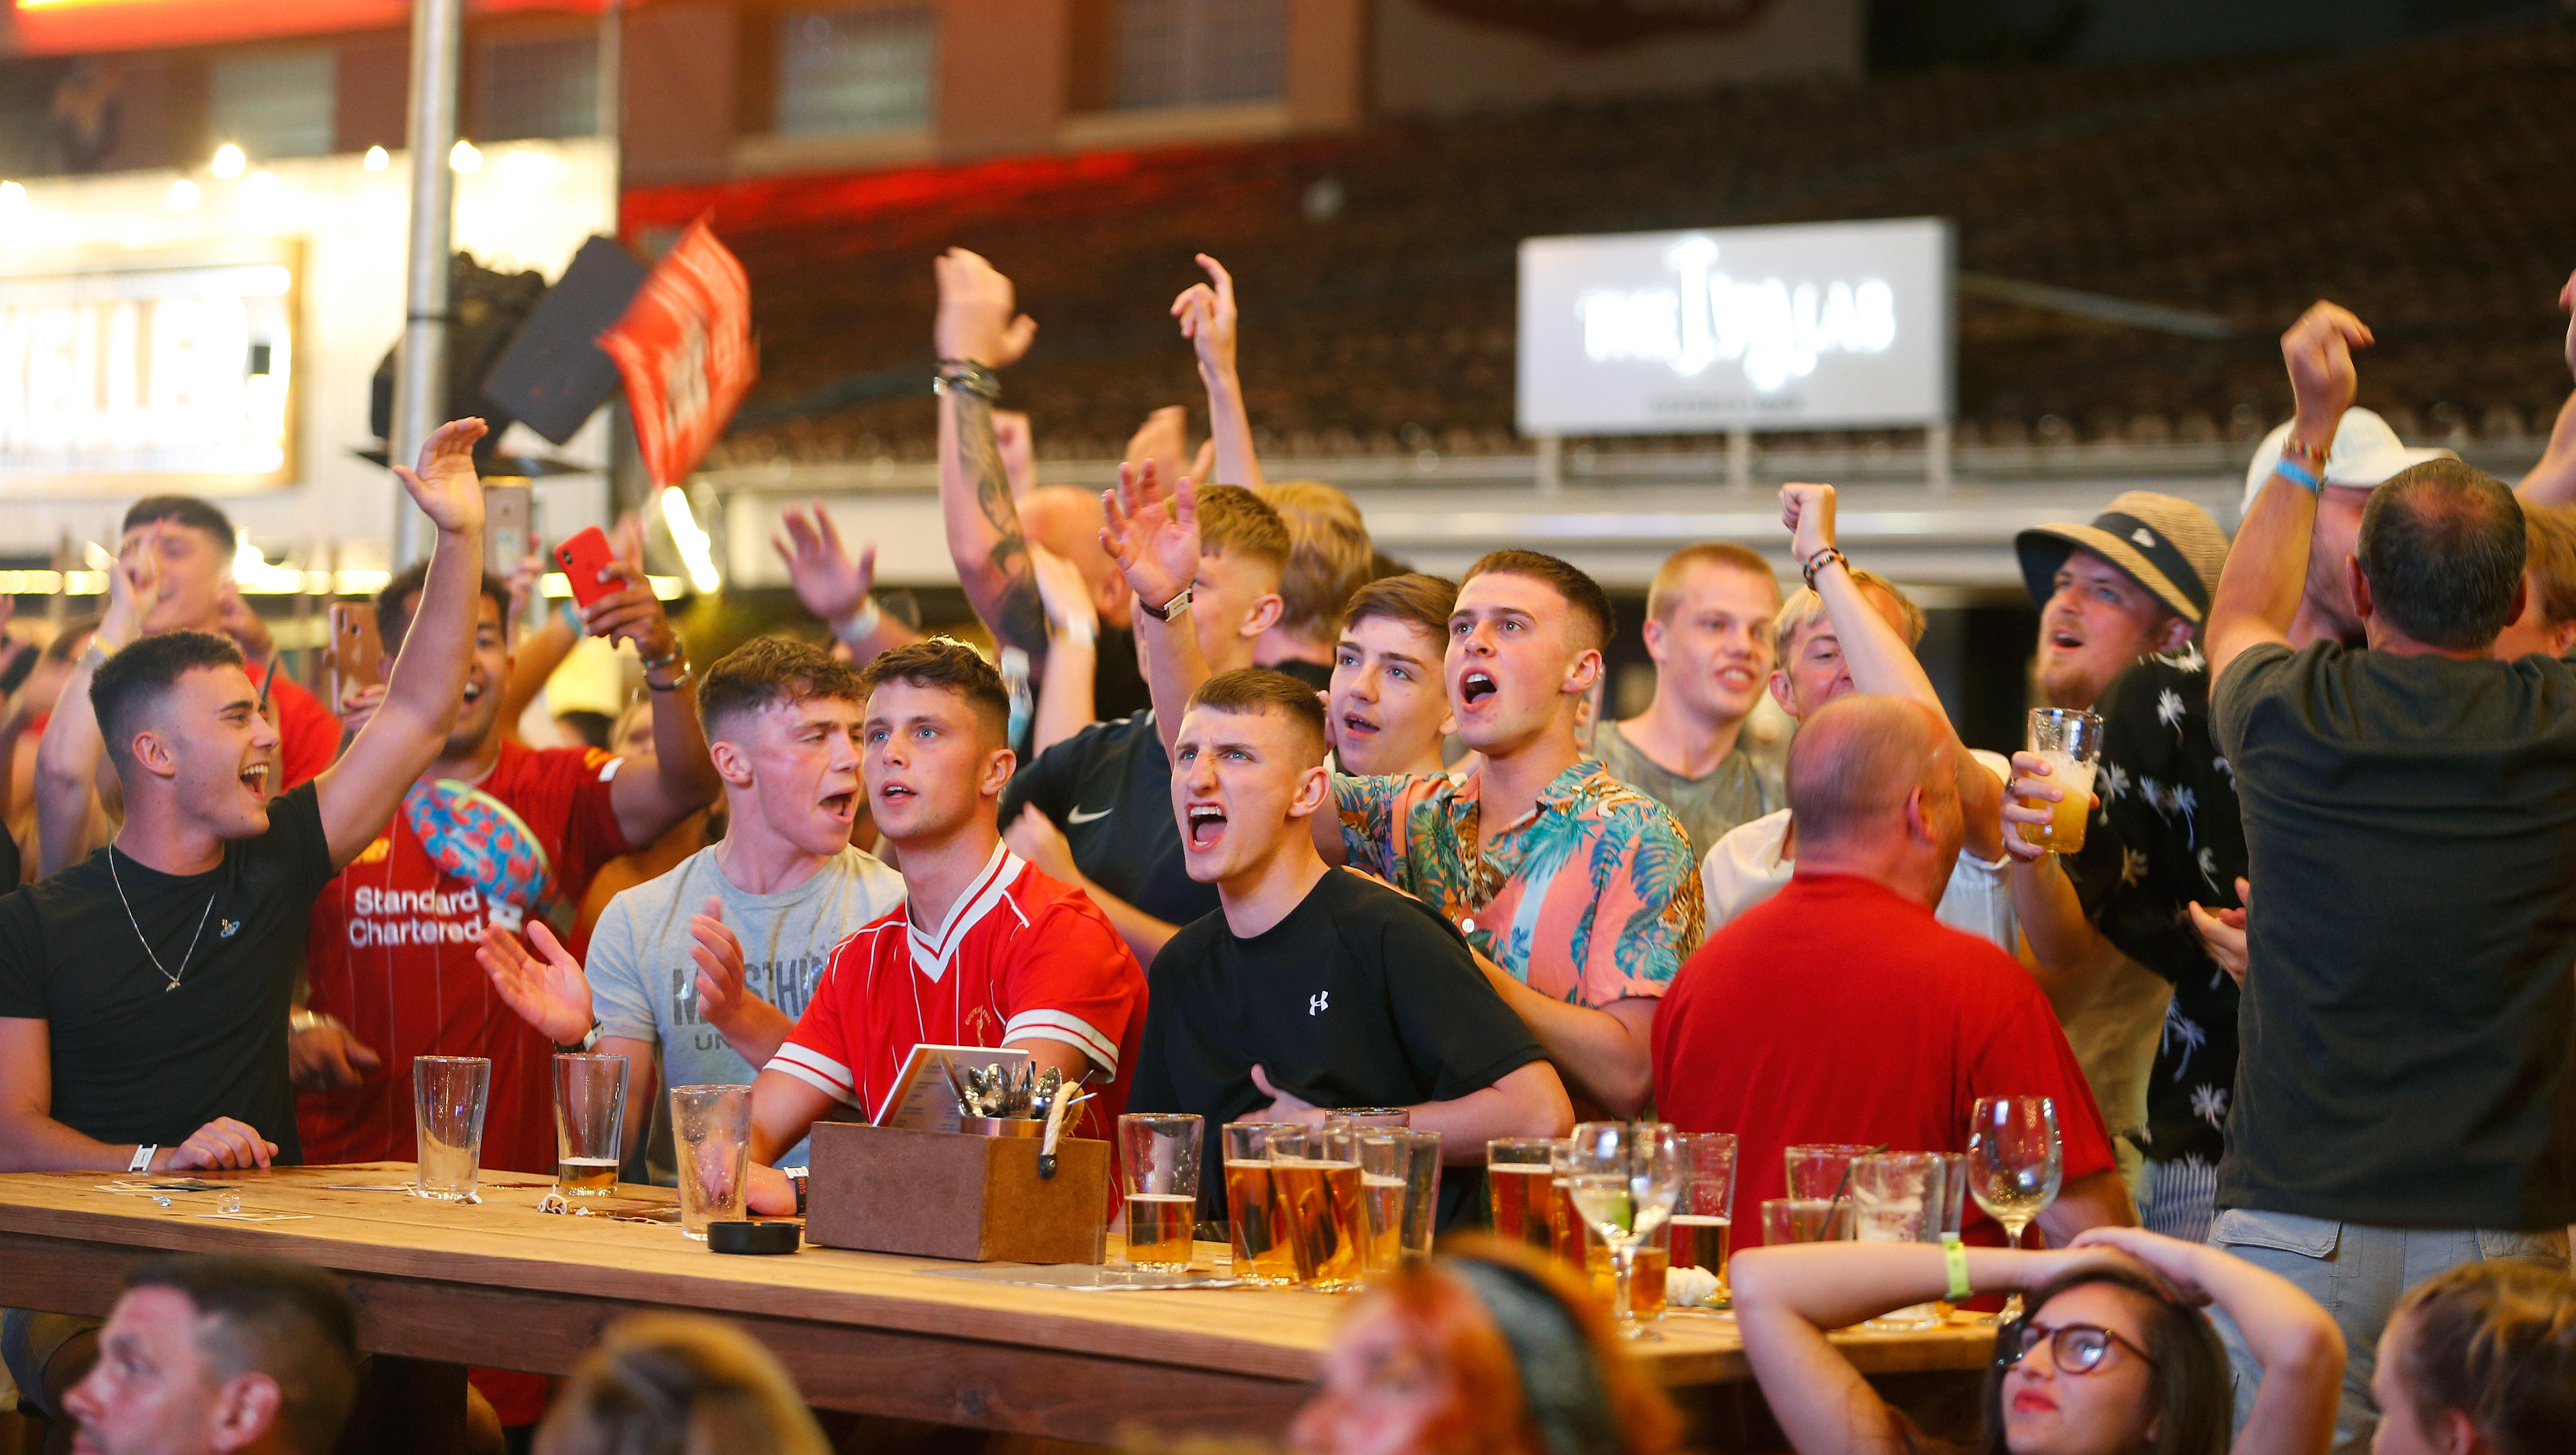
[0,252,2573,1455]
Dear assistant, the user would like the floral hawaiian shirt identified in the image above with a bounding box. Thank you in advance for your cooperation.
[2062,644,2244,1173]
[1336,759,1705,1008]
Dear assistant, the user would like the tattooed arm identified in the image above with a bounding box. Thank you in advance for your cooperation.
[934,248,1049,659]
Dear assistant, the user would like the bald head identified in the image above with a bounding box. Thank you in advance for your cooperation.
[1787,695,1957,855]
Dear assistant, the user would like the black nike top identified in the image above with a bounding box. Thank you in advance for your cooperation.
[998,710,1223,929]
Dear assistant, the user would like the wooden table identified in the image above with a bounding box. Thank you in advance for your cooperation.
[0,1166,1992,1452]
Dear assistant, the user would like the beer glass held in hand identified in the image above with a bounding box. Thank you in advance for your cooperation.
[2018,707,2105,852]
[1118,1113,1205,1272]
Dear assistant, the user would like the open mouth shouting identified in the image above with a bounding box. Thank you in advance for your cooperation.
[239,760,271,797]
[818,787,858,823]
[1185,802,1228,852]
[2044,617,2088,654]
[1456,669,1499,707]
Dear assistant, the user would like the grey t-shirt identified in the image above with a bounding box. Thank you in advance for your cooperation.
[1595,718,1784,862]
[587,844,905,1179]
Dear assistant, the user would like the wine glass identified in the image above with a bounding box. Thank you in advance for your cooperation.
[1565,1121,1682,1341]
[1967,1097,2062,1320]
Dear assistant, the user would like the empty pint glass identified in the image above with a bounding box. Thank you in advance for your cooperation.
[1852,1153,1947,1329]
[553,1053,627,1196]
[412,1056,491,1201]
[669,1085,753,1239]
[2019,707,2106,853]
[1119,1113,1204,1272]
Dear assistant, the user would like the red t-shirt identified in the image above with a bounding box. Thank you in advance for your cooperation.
[298,740,633,1174]
[769,845,1147,1145]
[1650,872,2116,1246]
[267,674,340,789]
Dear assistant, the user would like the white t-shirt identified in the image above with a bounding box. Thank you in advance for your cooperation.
[1698,749,2018,950]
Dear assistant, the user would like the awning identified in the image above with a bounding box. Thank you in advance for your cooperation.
[8,0,638,57]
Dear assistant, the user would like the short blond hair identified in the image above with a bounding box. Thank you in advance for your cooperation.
[1647,543,1780,623]
[1195,484,1289,575]
[1773,568,1925,659]
[2523,503,2576,628]
[1260,480,1373,641]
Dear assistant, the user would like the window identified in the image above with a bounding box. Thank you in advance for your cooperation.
[1116,0,1284,110]
[210,49,335,160]
[776,6,936,137]
[476,34,601,142]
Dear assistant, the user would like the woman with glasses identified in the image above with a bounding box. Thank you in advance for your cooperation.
[1732,1225,2344,1455]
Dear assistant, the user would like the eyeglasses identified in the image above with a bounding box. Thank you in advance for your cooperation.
[1999,1321,2158,1376]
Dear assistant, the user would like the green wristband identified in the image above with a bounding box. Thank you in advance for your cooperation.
[1944,1235,1972,1303]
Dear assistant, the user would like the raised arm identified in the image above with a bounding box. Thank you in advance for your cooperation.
[2513,270,2576,507]
[1732,1241,2134,1455]
[2210,303,2366,684]
[933,248,1047,660]
[315,419,486,866]
[571,535,722,845]
[775,502,921,663]
[1783,482,2005,861]
[1025,544,1099,754]
[32,533,155,876]
[1173,254,1265,491]
[2001,761,2127,1013]
[2072,1227,2344,1455]
[1101,460,1212,757]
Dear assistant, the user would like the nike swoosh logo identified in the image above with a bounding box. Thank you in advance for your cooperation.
[1066,807,1113,824]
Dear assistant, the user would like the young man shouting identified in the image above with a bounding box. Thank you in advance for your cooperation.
[743,641,1147,1212]
[0,419,489,1427]
[296,547,718,1180]
[1105,467,1701,1119]
[1326,573,1458,779]
[478,638,905,1181]
[1129,668,1570,1226]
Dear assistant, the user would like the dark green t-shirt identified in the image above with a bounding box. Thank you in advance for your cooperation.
[2212,641,2576,1229]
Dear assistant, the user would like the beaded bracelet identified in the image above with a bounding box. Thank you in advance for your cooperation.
[1800,545,1848,590]
[933,358,1001,402]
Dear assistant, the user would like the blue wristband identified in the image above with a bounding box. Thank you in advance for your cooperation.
[2272,456,2322,492]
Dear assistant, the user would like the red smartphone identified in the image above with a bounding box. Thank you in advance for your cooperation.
[553,527,622,610]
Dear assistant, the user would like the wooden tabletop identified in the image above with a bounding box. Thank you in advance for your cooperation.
[0,1165,1997,1447]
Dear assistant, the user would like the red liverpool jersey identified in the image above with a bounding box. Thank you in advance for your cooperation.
[299,740,632,1174]
[769,845,1147,1144]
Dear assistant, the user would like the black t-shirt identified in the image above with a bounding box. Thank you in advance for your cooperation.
[2212,640,2576,1229]
[1092,625,1152,722]
[1128,867,1548,1228]
[0,783,337,1163]
[998,710,1221,929]
[2064,647,2244,1170]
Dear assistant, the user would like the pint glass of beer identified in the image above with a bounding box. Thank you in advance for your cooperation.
[1672,1132,1738,1305]
[1222,1123,1300,1285]
[1118,1113,1205,1272]
[1272,1127,1367,1293]
[2018,707,2106,852]
[1486,1137,1556,1253]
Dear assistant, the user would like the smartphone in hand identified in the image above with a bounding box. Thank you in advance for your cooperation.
[553,526,622,612]
[328,603,383,710]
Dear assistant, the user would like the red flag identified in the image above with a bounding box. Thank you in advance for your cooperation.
[598,215,756,487]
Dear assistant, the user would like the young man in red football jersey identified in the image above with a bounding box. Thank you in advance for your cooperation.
[294,557,720,1179]
[744,639,1147,1213]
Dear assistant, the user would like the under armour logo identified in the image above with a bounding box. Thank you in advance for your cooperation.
[2132,527,2157,549]
[1308,991,1330,1016]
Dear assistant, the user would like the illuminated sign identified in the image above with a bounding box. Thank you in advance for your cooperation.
[0,244,299,487]
[1518,218,1950,434]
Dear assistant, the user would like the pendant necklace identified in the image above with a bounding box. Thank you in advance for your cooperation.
[109,847,220,993]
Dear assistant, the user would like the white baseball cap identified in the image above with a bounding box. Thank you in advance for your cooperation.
[2242,407,2455,515]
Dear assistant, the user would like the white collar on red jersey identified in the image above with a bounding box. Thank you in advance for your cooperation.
[906,842,1029,983]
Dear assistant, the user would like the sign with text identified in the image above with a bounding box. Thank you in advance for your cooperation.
[0,243,300,488]
[598,216,755,487]
[1518,218,1950,435]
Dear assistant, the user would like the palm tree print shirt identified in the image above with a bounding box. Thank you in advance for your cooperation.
[2062,646,2244,1171]
[1336,759,1706,1008]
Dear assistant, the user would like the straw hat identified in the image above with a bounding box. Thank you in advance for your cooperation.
[2015,492,2232,625]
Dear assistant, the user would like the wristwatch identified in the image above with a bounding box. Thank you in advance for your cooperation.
[556,1021,604,1054]
[1139,586,1194,624]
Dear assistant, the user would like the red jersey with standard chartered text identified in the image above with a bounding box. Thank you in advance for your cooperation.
[298,740,633,1174]
[768,845,1146,1144]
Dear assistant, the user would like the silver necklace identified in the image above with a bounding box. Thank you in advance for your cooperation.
[108,847,220,994]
